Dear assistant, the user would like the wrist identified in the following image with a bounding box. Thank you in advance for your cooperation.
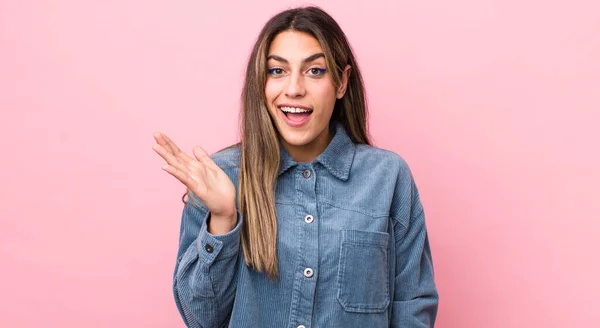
[208,212,237,235]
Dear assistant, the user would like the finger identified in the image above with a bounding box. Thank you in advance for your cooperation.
[154,142,210,185]
[153,143,190,173]
[156,134,206,171]
[154,132,181,156]
[153,132,164,143]
[161,133,183,155]
[153,132,173,154]
[193,146,219,170]
[161,164,196,189]
[175,148,199,167]
[162,163,208,196]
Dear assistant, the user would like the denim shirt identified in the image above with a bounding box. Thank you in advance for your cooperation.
[173,121,438,328]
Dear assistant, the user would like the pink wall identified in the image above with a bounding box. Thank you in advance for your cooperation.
[1,0,599,327]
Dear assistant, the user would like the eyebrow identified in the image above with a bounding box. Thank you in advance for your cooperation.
[266,53,325,64]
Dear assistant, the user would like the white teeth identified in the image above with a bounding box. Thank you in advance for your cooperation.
[280,106,312,113]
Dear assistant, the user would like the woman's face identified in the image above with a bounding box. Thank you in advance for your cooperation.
[265,30,349,162]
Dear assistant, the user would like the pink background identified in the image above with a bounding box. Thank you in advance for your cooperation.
[1,0,599,327]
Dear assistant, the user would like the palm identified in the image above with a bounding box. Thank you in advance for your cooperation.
[152,132,236,218]
[189,158,236,215]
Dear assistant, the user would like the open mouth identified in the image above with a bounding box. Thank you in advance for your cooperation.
[279,106,313,123]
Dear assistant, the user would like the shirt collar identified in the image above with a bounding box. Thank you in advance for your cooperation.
[278,120,356,181]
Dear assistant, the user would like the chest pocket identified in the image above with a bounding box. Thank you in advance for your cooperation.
[336,229,390,313]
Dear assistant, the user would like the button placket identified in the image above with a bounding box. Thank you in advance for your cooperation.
[293,165,316,328]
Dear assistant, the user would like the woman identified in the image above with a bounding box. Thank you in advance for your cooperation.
[153,6,438,328]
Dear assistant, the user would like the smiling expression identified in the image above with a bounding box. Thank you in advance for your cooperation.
[264,30,349,162]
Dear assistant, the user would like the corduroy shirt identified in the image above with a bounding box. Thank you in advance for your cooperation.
[173,121,438,328]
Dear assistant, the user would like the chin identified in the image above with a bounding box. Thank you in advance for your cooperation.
[279,131,314,147]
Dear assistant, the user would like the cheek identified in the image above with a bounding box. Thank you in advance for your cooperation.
[312,83,338,111]
[264,79,281,103]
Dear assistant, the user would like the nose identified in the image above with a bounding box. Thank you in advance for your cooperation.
[284,71,306,98]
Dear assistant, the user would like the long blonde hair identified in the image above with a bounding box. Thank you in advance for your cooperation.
[186,6,370,279]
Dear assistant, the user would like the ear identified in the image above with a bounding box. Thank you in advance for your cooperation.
[336,65,352,99]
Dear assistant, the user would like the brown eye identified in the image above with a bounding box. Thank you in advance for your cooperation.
[307,68,326,77]
[268,68,284,76]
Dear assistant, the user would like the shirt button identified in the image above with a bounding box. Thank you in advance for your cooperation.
[297,325,306,328]
[204,244,214,253]
[303,268,314,278]
[304,215,314,223]
[302,169,311,179]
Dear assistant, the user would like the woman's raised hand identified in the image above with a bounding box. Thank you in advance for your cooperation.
[153,132,237,229]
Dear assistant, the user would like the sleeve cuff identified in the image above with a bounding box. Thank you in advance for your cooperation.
[196,211,242,265]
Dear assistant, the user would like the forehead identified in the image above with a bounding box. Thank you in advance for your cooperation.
[268,30,324,58]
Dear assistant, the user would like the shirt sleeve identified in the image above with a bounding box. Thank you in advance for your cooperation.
[173,193,242,328]
[390,169,439,328]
